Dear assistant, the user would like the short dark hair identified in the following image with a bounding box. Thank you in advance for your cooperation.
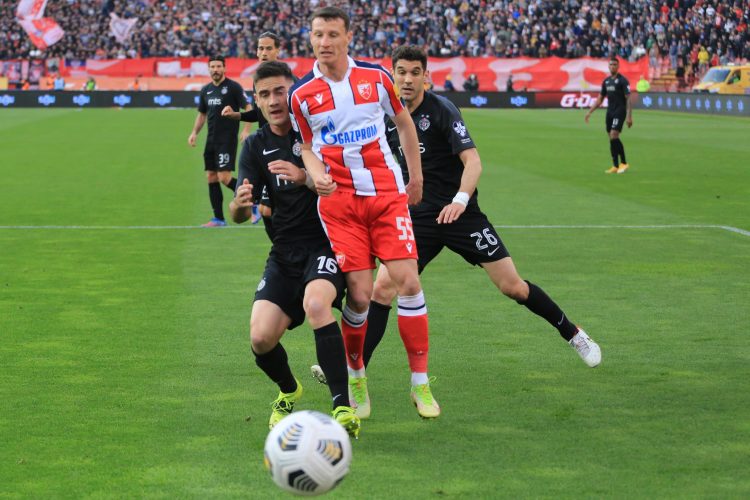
[391,45,427,71]
[208,55,225,65]
[253,61,295,84]
[310,6,350,31]
[609,57,619,64]
[258,31,281,48]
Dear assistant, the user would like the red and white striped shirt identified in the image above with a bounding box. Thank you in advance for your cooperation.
[289,56,406,196]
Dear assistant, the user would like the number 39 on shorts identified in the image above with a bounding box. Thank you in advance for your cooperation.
[396,217,415,241]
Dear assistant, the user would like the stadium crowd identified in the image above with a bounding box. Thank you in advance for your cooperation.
[1,0,748,72]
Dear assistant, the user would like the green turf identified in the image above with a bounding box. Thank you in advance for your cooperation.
[1,108,748,498]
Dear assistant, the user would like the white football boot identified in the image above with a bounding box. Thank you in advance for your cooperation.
[569,328,601,367]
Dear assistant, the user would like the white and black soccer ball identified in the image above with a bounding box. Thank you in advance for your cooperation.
[263,410,352,496]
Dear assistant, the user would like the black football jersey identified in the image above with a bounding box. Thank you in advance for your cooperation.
[237,126,326,246]
[386,91,478,209]
[600,74,630,113]
[198,78,248,145]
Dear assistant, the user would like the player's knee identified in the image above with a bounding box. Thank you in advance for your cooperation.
[500,279,527,301]
[250,332,275,354]
[206,171,218,182]
[303,296,331,325]
[345,289,371,312]
[372,281,397,305]
[609,131,619,140]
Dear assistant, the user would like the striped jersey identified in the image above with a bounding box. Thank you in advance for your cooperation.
[288,56,406,196]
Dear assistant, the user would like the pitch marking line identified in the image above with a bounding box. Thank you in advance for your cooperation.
[0,224,748,237]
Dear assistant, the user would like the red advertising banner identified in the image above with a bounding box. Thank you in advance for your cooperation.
[59,57,648,92]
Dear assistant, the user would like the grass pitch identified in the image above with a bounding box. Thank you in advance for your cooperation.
[1,108,748,498]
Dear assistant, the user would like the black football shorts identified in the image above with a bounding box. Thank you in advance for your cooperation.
[605,111,626,132]
[203,142,237,171]
[410,204,510,272]
[254,243,345,329]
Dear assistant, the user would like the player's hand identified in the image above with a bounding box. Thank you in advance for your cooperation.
[626,117,633,128]
[239,129,251,142]
[314,174,337,197]
[437,202,466,224]
[221,106,239,119]
[405,178,423,206]
[269,160,306,185]
[235,179,254,207]
[188,132,197,147]
[584,113,591,124]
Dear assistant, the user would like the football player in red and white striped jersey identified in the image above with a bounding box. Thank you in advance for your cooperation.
[290,7,440,419]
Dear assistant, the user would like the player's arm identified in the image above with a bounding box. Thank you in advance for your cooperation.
[300,144,337,196]
[230,140,260,223]
[625,90,633,128]
[239,103,253,141]
[585,82,606,123]
[437,148,482,224]
[392,109,422,205]
[188,112,206,146]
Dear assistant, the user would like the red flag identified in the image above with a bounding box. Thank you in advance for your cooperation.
[18,17,64,50]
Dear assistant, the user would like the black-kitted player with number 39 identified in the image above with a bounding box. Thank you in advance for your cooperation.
[360,46,602,371]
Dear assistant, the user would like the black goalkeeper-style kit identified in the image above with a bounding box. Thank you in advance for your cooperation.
[601,74,630,132]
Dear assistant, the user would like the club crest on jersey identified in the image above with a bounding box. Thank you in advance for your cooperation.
[452,120,467,137]
[221,86,228,95]
[335,253,346,267]
[292,141,302,157]
[418,115,430,131]
[357,81,372,100]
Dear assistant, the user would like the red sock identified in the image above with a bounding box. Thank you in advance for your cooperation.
[342,320,366,370]
[397,313,429,373]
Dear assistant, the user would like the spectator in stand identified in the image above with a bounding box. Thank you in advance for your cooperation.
[84,77,96,91]
[463,73,479,92]
[443,74,455,91]
[506,74,514,92]
[54,74,66,91]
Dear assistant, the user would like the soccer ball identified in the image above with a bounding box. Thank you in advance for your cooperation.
[263,410,352,496]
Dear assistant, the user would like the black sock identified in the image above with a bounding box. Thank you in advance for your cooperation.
[609,139,620,167]
[252,343,297,394]
[615,138,627,164]
[313,322,349,410]
[225,177,237,191]
[363,301,392,368]
[208,182,224,220]
[517,280,578,341]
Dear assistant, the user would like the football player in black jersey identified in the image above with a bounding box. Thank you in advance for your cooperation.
[228,61,360,438]
[362,46,601,370]
[585,57,633,174]
[222,32,289,233]
[188,55,252,227]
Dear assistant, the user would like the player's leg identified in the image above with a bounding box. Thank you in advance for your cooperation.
[216,145,238,191]
[303,278,360,438]
[605,114,620,173]
[342,269,373,418]
[610,114,628,173]
[363,263,398,369]
[382,258,440,418]
[481,257,601,367]
[317,192,374,417]
[249,299,300,429]
[203,169,226,226]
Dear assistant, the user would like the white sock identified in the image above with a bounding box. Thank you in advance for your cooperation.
[411,372,428,386]
[348,367,366,378]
